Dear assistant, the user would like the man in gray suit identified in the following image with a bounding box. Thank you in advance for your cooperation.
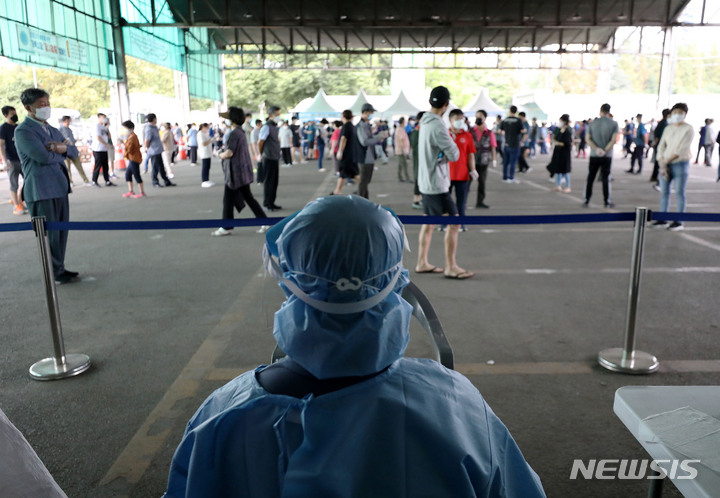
[15,88,79,284]
[355,102,387,199]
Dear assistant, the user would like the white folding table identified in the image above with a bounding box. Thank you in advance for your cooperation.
[614,386,720,498]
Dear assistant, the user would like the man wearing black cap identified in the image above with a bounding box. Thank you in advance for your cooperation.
[416,86,474,280]
[355,102,386,199]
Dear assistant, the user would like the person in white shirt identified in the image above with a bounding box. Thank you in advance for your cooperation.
[704,118,715,167]
[91,112,115,187]
[198,123,215,187]
[651,103,695,231]
[278,120,293,166]
[250,119,263,181]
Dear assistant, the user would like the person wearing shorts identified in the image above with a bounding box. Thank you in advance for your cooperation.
[0,106,26,215]
[333,110,360,194]
[422,192,457,217]
[121,120,145,198]
[415,86,474,280]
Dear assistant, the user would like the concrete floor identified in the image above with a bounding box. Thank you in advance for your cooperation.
[1,148,719,497]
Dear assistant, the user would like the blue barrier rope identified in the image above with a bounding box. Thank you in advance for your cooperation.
[1,212,720,232]
[47,218,284,231]
[400,213,637,225]
[0,221,32,232]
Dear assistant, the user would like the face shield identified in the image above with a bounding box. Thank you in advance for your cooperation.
[263,195,413,379]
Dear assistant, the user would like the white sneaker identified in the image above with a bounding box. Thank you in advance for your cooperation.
[201,181,215,188]
[168,174,175,179]
[256,225,270,234]
[211,227,231,236]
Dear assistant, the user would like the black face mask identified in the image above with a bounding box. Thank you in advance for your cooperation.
[10,114,18,123]
[475,118,483,126]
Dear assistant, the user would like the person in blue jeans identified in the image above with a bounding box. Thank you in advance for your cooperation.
[652,103,695,232]
[316,119,328,171]
[500,106,525,182]
[626,114,647,174]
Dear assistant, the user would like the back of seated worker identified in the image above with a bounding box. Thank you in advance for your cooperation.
[164,195,545,498]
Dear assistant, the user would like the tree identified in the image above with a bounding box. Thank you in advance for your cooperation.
[125,56,174,97]
[0,63,109,117]
[224,53,391,112]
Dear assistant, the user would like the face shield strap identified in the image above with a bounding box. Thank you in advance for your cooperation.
[401,224,410,253]
[263,245,403,315]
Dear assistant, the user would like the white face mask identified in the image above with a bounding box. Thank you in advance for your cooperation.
[224,119,232,126]
[452,119,465,130]
[273,115,282,124]
[669,113,685,124]
[103,117,109,124]
[35,105,52,121]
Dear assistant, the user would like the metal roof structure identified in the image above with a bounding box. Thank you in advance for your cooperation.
[122,0,706,55]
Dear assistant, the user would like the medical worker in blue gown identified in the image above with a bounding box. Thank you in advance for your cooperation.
[164,195,545,498]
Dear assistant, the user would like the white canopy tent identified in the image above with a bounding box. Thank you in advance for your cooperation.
[463,88,504,117]
[378,90,421,119]
[297,89,341,119]
[291,97,313,113]
[347,90,371,116]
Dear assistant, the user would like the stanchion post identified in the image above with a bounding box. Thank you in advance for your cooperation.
[29,216,91,380]
[598,207,659,374]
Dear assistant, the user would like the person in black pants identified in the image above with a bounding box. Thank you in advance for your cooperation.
[92,150,110,185]
[626,114,647,174]
[212,107,267,237]
[91,113,115,186]
[257,106,282,211]
[584,103,619,208]
[650,109,670,186]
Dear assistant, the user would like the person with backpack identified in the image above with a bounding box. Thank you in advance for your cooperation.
[471,110,496,209]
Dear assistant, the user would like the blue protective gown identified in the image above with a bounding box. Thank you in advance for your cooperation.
[164,358,545,498]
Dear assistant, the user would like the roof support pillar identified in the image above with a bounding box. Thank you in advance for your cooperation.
[174,70,192,125]
[656,26,675,111]
[109,0,130,125]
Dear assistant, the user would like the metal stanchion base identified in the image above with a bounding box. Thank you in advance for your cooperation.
[29,354,92,381]
[598,348,659,374]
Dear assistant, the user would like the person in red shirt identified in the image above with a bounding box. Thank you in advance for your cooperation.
[445,109,477,232]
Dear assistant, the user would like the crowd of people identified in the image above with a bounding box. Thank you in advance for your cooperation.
[0,83,705,287]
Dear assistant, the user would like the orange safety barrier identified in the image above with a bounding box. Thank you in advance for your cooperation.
[179,137,187,160]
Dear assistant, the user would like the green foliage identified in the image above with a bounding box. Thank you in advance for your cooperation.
[0,56,175,118]
[126,56,175,97]
[0,64,110,118]
[671,45,720,94]
[190,97,214,111]
[610,54,661,94]
[224,54,391,111]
